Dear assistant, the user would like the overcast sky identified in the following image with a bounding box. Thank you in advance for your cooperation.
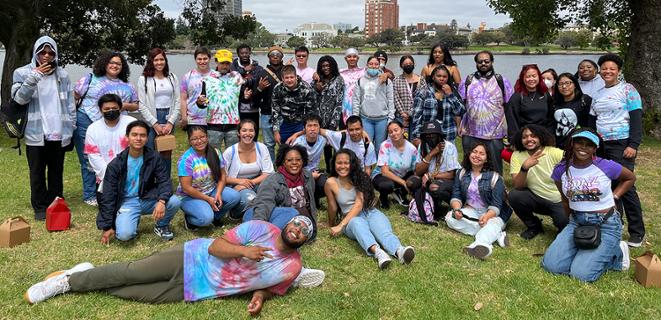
[157,0,512,33]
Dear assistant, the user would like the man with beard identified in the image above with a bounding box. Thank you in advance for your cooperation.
[25,216,313,317]
[254,45,286,161]
[231,44,263,140]
[458,50,513,174]
[509,125,567,240]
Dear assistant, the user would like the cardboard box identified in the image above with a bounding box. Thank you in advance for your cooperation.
[634,251,661,288]
[0,216,31,248]
[155,134,176,152]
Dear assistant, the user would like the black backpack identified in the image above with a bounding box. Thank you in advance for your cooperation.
[339,131,370,159]
[0,98,29,154]
[464,73,506,104]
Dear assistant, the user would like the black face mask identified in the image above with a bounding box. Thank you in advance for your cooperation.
[103,110,120,121]
[402,65,415,74]
[425,136,441,151]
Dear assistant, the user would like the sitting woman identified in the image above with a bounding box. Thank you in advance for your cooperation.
[223,119,274,219]
[372,121,418,209]
[176,125,240,230]
[325,148,415,270]
[446,142,510,260]
[542,128,634,282]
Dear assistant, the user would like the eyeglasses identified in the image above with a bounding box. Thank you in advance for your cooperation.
[189,136,208,143]
[558,81,574,88]
[477,59,491,64]
[39,51,55,57]
[108,61,122,66]
[296,55,307,58]
[291,218,311,237]
[268,52,283,58]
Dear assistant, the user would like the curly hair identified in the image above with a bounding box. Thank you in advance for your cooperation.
[461,142,494,172]
[93,50,130,82]
[512,124,556,151]
[275,144,309,169]
[329,148,376,210]
[316,55,340,79]
[142,48,169,78]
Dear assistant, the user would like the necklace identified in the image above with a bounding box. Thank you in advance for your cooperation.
[528,92,537,101]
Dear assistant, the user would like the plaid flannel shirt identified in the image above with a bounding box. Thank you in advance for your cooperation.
[411,84,465,141]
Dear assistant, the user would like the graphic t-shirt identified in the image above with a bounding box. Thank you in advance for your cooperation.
[293,135,327,171]
[75,75,138,122]
[373,138,417,177]
[415,141,461,174]
[590,81,642,141]
[176,147,224,196]
[551,157,622,212]
[84,115,135,185]
[183,221,302,302]
[124,154,143,197]
[326,130,377,169]
[180,69,220,125]
[510,147,564,203]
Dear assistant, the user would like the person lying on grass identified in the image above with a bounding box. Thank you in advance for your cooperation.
[25,217,313,316]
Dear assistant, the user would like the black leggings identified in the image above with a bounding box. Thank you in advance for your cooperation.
[373,172,413,200]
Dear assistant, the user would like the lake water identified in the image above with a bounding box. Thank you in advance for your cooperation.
[0,51,601,96]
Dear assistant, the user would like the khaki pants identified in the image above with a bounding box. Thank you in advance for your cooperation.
[68,245,185,304]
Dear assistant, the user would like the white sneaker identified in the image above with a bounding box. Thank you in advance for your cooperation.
[396,246,415,264]
[45,262,94,280]
[84,198,98,207]
[497,232,509,248]
[25,273,71,304]
[292,267,325,288]
[620,241,630,271]
[374,247,392,270]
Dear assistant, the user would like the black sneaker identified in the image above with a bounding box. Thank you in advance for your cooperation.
[183,218,200,231]
[520,227,544,240]
[212,219,224,228]
[34,211,46,221]
[154,225,174,241]
[391,191,409,206]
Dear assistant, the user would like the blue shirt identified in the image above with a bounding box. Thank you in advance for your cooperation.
[293,135,327,171]
[124,154,143,197]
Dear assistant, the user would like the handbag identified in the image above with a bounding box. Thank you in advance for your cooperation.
[573,208,615,250]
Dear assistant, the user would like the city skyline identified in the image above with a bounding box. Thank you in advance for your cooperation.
[158,0,512,33]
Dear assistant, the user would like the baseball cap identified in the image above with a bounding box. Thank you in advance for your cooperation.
[214,49,232,63]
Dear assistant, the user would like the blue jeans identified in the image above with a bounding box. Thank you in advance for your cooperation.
[361,117,388,150]
[260,114,276,162]
[147,109,174,178]
[230,186,258,219]
[344,208,402,256]
[542,211,624,282]
[73,110,97,201]
[114,196,181,241]
[179,187,241,226]
[208,129,239,151]
[243,207,299,230]
[279,121,304,145]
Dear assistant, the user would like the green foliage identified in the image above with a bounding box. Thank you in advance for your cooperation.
[432,32,469,49]
[409,33,429,44]
[181,0,257,47]
[286,36,306,49]
[238,22,276,49]
[311,33,332,48]
[472,32,495,46]
[488,0,575,45]
[175,16,190,36]
[555,32,578,49]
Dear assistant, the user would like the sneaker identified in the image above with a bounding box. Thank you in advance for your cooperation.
[212,219,224,228]
[497,231,509,248]
[25,272,71,304]
[84,198,98,207]
[520,227,544,240]
[620,241,631,271]
[292,267,325,288]
[464,245,491,260]
[396,246,415,264]
[154,225,174,241]
[34,211,46,221]
[627,236,644,248]
[373,247,392,270]
[45,262,94,280]
[183,218,200,231]
[391,192,409,206]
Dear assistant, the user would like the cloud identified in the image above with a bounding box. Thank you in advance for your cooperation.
[155,0,512,32]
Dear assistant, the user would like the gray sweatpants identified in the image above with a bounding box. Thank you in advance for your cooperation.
[68,244,185,304]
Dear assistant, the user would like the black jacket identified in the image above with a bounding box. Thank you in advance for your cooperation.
[253,64,283,115]
[96,147,173,231]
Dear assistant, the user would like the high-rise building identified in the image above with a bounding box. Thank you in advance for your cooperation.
[364,0,399,37]
[233,0,242,17]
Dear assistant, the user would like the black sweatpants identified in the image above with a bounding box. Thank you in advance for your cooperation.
[26,141,65,217]
[509,188,568,231]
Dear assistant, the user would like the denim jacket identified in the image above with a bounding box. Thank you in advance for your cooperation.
[450,169,512,222]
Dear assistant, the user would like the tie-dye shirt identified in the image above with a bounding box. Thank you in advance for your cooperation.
[340,67,365,124]
[176,147,224,196]
[458,74,513,140]
[180,69,220,125]
[183,220,302,302]
[206,71,244,125]
[74,74,138,122]
[84,115,135,185]
[124,154,143,197]
[589,81,642,141]
[372,138,417,178]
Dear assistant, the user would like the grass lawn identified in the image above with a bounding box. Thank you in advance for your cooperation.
[0,132,659,319]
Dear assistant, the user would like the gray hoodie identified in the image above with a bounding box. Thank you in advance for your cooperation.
[351,74,395,121]
[11,36,75,147]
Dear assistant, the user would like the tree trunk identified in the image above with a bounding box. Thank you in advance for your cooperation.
[625,0,661,138]
[0,3,39,105]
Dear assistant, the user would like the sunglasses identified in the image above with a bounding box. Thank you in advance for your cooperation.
[291,218,311,237]
[39,50,56,57]
[268,52,283,58]
[296,55,307,58]
[477,59,491,64]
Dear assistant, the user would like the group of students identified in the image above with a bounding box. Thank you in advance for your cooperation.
[14,35,645,314]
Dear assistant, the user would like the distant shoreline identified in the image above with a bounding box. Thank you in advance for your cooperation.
[167,48,609,56]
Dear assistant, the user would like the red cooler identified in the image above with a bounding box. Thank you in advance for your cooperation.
[46,197,71,231]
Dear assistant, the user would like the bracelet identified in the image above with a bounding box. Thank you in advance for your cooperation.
[422,157,430,164]
[520,166,529,172]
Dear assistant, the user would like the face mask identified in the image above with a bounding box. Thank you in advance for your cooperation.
[544,79,555,89]
[425,136,441,151]
[103,110,120,121]
[379,62,386,69]
[367,68,382,77]
[402,65,415,74]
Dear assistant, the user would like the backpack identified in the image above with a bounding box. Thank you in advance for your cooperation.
[0,98,29,155]
[339,131,370,159]
[464,73,506,104]
[406,189,437,225]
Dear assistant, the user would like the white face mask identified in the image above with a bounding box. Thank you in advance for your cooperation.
[379,63,386,69]
[544,79,555,89]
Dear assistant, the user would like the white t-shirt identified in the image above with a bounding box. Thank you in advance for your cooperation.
[84,115,136,189]
[293,135,327,171]
[551,157,622,212]
[373,138,417,178]
[296,66,315,85]
[415,141,461,174]
[37,74,63,141]
[325,130,377,169]
[154,77,173,109]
